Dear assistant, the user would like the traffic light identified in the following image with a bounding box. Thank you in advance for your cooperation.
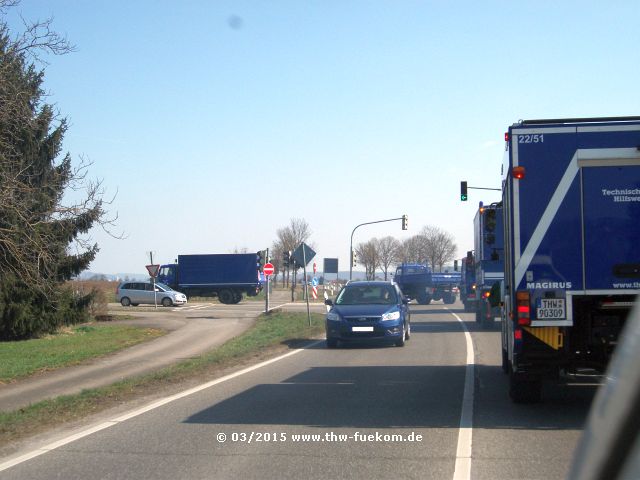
[257,250,266,269]
[402,214,408,230]
[454,260,458,271]
[283,250,291,267]
[460,181,468,201]
[352,250,357,267]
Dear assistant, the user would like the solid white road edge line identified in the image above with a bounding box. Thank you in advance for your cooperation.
[0,339,325,473]
[447,308,475,480]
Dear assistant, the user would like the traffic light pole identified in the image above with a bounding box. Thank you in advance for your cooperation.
[265,248,270,314]
[349,216,405,281]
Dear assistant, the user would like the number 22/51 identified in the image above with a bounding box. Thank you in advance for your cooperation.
[518,134,544,144]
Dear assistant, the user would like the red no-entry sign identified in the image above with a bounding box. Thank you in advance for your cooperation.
[263,262,275,276]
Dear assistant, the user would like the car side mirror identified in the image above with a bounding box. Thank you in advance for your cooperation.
[402,296,410,304]
[325,299,333,306]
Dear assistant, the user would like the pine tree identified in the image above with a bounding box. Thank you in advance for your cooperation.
[0,7,107,339]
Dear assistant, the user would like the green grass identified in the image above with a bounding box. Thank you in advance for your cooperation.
[0,312,325,447]
[0,324,166,383]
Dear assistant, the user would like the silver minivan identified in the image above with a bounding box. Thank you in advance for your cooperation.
[116,281,187,307]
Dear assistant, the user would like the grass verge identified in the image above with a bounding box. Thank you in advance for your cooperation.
[0,324,165,383]
[0,311,325,449]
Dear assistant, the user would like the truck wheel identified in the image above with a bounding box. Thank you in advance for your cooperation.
[417,292,431,305]
[218,289,234,304]
[231,291,242,304]
[509,372,542,403]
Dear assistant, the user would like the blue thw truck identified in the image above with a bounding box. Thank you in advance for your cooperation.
[157,254,262,304]
[460,251,477,312]
[501,117,640,402]
[474,202,504,327]
[394,264,458,305]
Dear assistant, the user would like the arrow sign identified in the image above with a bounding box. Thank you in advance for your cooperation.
[263,262,275,276]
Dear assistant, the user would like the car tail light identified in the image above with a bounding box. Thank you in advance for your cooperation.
[516,290,530,325]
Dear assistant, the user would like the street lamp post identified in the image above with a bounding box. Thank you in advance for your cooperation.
[349,216,407,280]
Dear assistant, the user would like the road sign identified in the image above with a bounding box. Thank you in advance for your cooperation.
[146,264,160,278]
[263,262,275,276]
[312,277,319,287]
[323,258,339,274]
[293,242,316,267]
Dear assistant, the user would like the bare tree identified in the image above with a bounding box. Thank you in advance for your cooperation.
[355,240,378,280]
[421,226,457,272]
[395,235,428,265]
[375,236,400,280]
[272,218,312,286]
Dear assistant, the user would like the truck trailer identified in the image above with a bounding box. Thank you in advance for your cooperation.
[157,254,262,304]
[501,117,640,402]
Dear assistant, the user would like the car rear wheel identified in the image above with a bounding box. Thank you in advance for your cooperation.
[161,297,173,307]
[120,297,131,307]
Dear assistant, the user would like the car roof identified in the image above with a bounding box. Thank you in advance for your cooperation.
[345,281,396,287]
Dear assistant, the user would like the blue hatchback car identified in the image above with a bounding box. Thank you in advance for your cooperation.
[325,281,411,348]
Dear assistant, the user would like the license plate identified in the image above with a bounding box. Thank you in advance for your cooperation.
[352,326,374,332]
[536,298,566,319]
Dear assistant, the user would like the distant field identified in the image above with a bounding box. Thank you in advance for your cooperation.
[69,279,120,304]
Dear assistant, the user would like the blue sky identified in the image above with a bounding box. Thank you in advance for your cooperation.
[5,1,640,275]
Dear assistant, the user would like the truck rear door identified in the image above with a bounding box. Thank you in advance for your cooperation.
[581,155,640,290]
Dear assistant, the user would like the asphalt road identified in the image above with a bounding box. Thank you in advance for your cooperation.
[0,300,596,480]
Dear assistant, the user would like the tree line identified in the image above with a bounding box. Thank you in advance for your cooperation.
[355,226,457,280]
[267,218,457,284]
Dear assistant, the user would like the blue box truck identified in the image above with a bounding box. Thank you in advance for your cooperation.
[157,254,262,304]
[460,251,477,313]
[501,117,640,402]
[473,202,504,327]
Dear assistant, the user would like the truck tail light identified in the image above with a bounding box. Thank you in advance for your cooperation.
[512,166,526,179]
[516,290,531,326]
